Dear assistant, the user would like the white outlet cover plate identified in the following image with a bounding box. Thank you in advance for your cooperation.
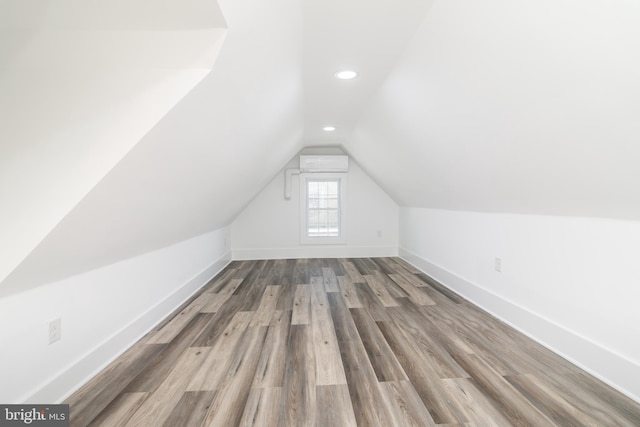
[49,318,61,344]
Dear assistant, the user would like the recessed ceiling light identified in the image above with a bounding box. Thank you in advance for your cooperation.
[323,126,336,132]
[334,70,358,80]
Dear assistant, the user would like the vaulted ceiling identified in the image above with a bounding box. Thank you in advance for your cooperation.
[2,0,640,295]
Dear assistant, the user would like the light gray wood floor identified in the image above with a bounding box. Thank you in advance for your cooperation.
[66,258,640,426]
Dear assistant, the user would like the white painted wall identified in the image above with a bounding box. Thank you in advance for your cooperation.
[0,228,230,404]
[399,207,640,401]
[231,152,398,259]
[0,0,227,286]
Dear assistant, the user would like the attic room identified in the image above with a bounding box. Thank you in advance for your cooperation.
[1,0,639,425]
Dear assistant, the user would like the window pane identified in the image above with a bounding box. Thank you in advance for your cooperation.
[322,181,331,195]
[327,210,338,225]
[327,182,338,197]
[308,181,318,197]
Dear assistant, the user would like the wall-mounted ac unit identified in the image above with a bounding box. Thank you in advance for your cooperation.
[299,155,349,173]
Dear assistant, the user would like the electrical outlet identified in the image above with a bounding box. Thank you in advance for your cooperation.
[49,318,62,344]
[494,257,502,273]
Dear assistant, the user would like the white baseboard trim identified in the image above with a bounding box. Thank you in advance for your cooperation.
[232,245,398,260]
[399,247,640,404]
[27,251,232,404]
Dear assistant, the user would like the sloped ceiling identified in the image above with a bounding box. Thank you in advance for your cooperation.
[3,0,640,294]
[0,0,227,290]
[348,0,640,219]
[0,0,306,294]
[301,0,434,143]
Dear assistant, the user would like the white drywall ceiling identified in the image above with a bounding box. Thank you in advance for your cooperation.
[301,0,434,142]
[348,0,640,218]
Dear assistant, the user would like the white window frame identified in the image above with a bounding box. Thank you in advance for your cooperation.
[300,173,347,245]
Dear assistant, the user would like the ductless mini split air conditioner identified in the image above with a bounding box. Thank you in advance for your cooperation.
[299,155,349,173]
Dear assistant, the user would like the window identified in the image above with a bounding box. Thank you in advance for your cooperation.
[307,179,340,237]
[300,174,346,244]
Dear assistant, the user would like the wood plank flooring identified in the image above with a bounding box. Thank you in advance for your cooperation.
[66,258,640,426]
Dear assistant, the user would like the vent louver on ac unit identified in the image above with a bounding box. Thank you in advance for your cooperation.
[299,155,349,172]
